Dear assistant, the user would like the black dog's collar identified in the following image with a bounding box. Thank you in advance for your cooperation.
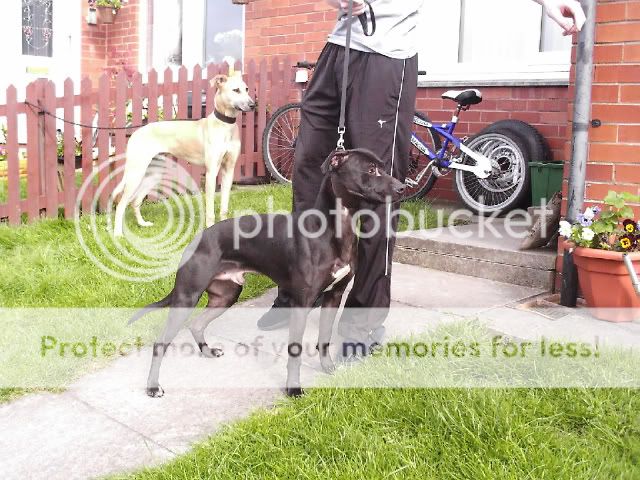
[214,109,237,124]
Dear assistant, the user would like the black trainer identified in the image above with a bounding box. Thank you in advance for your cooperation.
[257,294,325,331]
[338,326,386,364]
[256,296,290,331]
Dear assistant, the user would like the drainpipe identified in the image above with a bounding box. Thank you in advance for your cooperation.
[560,0,597,307]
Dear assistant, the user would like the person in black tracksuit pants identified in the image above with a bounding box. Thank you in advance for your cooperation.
[258,0,587,355]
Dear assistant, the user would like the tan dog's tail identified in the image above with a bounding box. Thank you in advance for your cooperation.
[128,290,173,325]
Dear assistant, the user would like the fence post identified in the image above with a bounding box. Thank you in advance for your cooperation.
[257,59,267,177]
[114,70,128,178]
[243,60,257,179]
[97,73,111,212]
[63,77,76,219]
[43,80,58,218]
[6,85,20,224]
[25,81,41,221]
[176,66,189,192]
[80,77,94,215]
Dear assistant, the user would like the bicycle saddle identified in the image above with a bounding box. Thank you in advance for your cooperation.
[441,89,483,107]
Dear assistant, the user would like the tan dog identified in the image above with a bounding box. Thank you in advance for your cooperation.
[112,73,255,237]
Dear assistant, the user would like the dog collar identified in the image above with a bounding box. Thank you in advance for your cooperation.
[214,109,237,125]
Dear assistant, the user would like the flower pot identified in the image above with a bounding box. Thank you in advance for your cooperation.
[572,247,640,322]
[96,6,116,24]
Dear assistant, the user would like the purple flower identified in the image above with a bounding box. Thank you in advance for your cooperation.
[592,206,601,215]
[577,214,592,227]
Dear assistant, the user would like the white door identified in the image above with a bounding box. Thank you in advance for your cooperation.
[0,0,81,101]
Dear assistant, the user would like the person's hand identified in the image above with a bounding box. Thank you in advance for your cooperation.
[340,0,366,15]
[540,0,586,35]
[326,0,366,16]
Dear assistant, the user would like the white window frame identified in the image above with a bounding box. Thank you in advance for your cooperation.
[143,0,245,80]
[417,0,571,87]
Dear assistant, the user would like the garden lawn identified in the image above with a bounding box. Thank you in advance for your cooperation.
[116,323,640,479]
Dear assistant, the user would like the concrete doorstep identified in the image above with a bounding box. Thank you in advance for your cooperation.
[1,264,639,479]
[395,216,557,289]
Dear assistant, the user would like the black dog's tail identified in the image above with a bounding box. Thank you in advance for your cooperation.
[128,290,174,325]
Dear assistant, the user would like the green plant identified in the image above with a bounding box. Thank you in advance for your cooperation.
[93,0,122,9]
[559,190,640,252]
[0,124,7,162]
[56,130,83,159]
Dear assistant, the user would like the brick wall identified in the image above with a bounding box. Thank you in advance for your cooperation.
[81,4,107,82]
[555,0,640,290]
[244,1,335,61]
[572,0,640,202]
[81,0,141,83]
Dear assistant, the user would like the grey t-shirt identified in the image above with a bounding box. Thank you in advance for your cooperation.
[327,0,424,59]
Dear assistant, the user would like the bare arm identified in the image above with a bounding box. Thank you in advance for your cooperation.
[534,0,586,35]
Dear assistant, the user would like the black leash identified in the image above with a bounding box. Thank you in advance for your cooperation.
[336,0,375,151]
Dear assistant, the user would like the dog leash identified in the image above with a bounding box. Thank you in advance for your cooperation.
[336,0,375,152]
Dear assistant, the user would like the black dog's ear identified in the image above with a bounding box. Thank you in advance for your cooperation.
[321,151,349,174]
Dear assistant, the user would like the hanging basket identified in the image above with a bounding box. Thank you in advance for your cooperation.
[96,6,117,24]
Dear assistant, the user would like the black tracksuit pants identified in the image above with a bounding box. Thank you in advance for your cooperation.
[283,43,418,342]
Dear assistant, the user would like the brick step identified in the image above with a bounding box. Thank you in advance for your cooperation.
[394,218,556,290]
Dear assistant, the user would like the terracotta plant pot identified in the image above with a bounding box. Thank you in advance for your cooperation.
[96,6,116,24]
[572,247,640,322]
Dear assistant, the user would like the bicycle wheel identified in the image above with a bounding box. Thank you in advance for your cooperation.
[263,103,301,184]
[402,111,442,201]
[454,131,531,215]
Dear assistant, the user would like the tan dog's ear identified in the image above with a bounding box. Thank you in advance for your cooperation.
[210,75,228,89]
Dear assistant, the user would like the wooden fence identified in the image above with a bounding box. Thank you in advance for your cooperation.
[0,57,296,225]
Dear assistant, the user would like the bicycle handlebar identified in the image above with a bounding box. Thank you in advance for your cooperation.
[295,61,316,69]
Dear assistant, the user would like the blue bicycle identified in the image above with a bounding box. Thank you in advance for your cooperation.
[405,88,531,215]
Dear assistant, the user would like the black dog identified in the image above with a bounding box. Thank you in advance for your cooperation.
[130,148,405,397]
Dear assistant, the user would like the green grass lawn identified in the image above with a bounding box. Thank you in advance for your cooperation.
[117,323,640,479]
[119,388,639,480]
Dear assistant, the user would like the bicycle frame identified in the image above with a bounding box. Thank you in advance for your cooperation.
[411,110,492,179]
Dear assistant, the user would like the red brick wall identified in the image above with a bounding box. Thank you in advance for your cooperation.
[244,1,334,61]
[81,0,140,83]
[81,3,107,82]
[555,0,640,290]
[571,0,640,203]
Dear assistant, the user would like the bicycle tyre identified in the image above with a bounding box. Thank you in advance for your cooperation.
[402,111,442,201]
[482,119,552,163]
[454,130,531,215]
[262,103,302,184]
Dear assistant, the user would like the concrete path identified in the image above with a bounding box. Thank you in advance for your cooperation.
[1,263,639,479]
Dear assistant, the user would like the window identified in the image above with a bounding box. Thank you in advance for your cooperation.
[149,0,244,72]
[205,0,243,65]
[22,0,53,57]
[418,0,572,85]
[151,0,183,69]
